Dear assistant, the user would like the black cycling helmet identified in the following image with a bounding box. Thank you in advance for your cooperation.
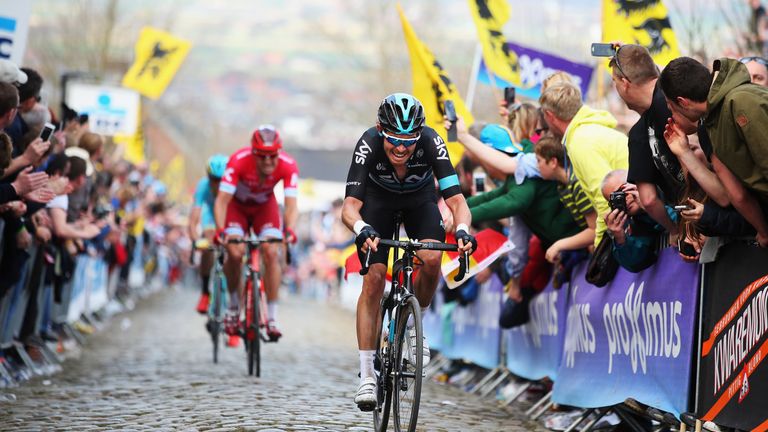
[377,93,425,136]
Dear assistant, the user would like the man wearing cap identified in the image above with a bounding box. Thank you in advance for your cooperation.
[4,67,43,152]
[0,66,50,180]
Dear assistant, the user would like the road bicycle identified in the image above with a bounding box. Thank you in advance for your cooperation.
[228,236,284,377]
[361,214,468,432]
[192,239,227,364]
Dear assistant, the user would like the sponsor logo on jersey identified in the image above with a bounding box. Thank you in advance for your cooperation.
[416,149,424,158]
[346,181,361,186]
[434,137,449,160]
[376,163,385,171]
[355,140,372,164]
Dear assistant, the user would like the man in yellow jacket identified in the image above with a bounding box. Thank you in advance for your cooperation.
[539,82,629,246]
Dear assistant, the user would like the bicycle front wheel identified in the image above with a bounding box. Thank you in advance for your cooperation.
[246,273,261,377]
[373,311,392,431]
[393,296,423,432]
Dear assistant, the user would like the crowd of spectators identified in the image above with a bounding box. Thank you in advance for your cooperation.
[0,59,189,385]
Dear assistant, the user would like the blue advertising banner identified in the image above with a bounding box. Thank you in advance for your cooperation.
[505,280,568,381]
[552,249,699,416]
[478,42,594,101]
[423,283,445,352]
[433,274,504,370]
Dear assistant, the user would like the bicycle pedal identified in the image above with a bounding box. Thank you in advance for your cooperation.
[356,401,376,412]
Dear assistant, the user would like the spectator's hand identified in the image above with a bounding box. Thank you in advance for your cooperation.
[24,186,56,203]
[16,228,32,249]
[677,238,700,263]
[757,231,768,248]
[680,198,704,222]
[82,224,102,239]
[11,166,49,196]
[605,209,627,245]
[444,115,468,141]
[47,176,71,196]
[498,101,510,124]
[31,210,51,228]
[21,138,51,166]
[35,226,52,243]
[545,240,564,264]
[663,118,690,157]
[0,200,26,217]
[455,228,477,254]
[355,225,380,254]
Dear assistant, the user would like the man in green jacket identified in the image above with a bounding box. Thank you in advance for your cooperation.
[660,57,768,247]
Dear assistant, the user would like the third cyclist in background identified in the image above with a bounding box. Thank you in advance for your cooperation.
[189,154,229,314]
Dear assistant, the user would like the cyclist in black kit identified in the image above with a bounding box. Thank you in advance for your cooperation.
[342,93,476,410]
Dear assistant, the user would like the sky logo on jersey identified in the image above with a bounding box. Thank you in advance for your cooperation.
[0,17,17,60]
[355,140,372,164]
[434,137,449,161]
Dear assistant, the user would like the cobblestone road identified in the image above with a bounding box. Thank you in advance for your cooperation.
[0,287,548,431]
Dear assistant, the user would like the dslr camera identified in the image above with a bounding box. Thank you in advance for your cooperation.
[609,190,627,212]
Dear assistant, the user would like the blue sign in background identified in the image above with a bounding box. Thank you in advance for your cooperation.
[505,279,568,381]
[479,41,594,101]
[552,249,699,415]
[425,275,504,370]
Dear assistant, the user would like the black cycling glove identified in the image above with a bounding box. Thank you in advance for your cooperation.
[455,229,477,253]
[355,225,380,249]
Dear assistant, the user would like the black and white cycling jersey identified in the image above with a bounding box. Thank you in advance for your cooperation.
[344,126,461,200]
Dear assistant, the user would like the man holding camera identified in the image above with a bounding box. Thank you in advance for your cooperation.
[606,44,683,241]
[602,170,678,272]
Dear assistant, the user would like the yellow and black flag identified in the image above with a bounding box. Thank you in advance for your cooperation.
[397,4,474,165]
[468,0,521,87]
[122,27,191,100]
[602,0,680,67]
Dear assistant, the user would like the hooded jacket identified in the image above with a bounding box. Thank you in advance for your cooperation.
[562,105,629,245]
[705,58,768,206]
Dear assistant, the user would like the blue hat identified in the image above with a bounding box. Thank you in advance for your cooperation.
[479,124,522,155]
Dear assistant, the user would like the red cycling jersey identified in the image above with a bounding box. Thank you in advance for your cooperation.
[219,147,299,204]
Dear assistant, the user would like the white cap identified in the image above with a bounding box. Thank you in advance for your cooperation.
[64,146,95,176]
[0,60,27,85]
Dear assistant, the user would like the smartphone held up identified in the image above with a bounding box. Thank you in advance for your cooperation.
[590,42,617,58]
[444,100,457,142]
[40,122,56,142]
[504,87,516,107]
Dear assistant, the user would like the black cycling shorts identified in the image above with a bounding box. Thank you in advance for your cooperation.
[357,184,446,266]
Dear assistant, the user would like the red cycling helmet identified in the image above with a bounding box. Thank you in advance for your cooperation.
[251,124,282,153]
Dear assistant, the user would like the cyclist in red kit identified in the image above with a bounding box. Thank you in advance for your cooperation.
[214,125,298,348]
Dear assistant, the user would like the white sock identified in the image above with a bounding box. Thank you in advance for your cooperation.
[359,350,376,381]
[228,292,239,311]
[268,302,278,322]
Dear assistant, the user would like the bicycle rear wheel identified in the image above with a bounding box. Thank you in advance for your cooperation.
[393,296,423,432]
[246,273,261,377]
[373,310,393,432]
